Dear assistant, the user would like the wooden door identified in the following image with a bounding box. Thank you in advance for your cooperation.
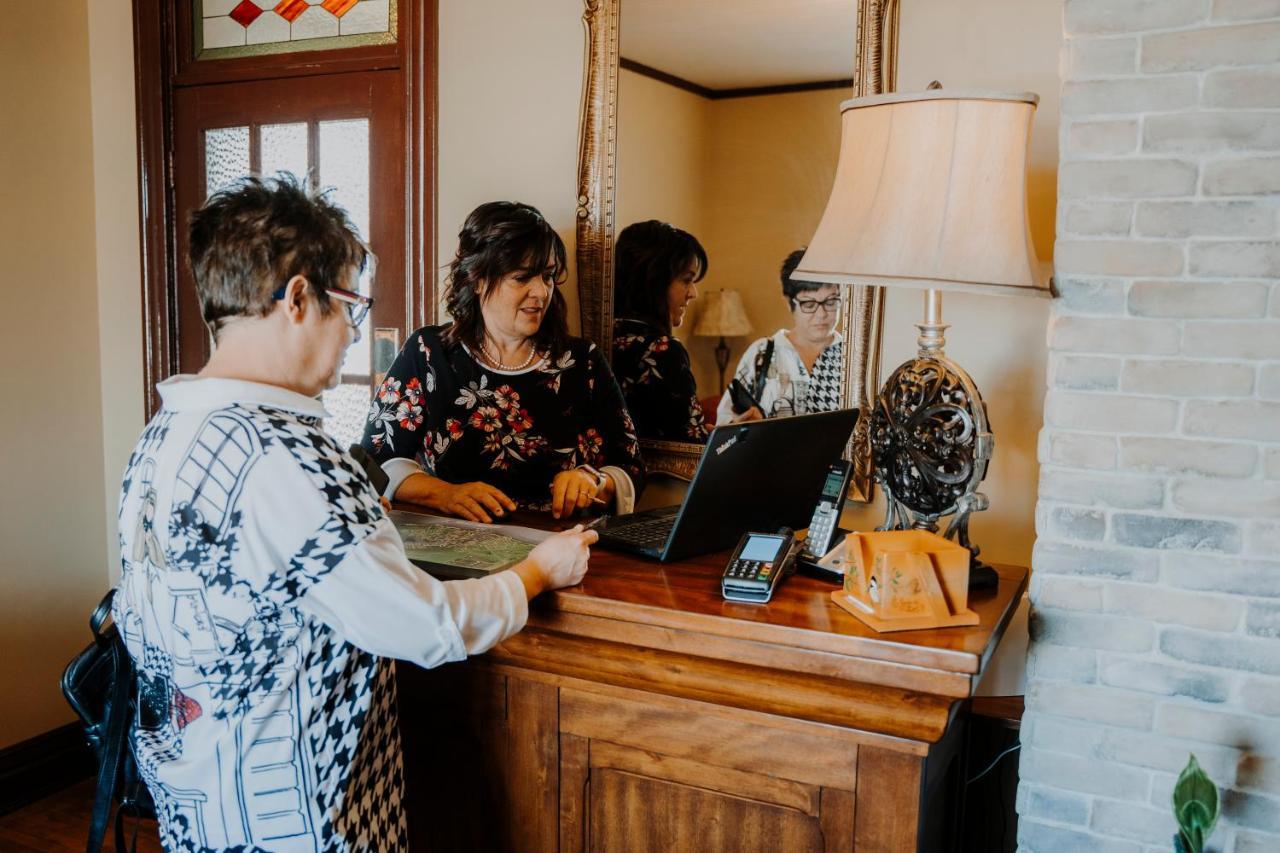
[173,70,405,444]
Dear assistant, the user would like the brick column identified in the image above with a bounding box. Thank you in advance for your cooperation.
[1020,1,1280,850]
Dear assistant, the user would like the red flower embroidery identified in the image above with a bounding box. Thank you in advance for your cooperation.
[494,384,520,413]
[505,408,533,432]
[513,432,547,456]
[377,377,401,403]
[446,418,464,439]
[483,431,504,454]
[395,399,423,430]
[576,428,604,466]
[469,406,502,432]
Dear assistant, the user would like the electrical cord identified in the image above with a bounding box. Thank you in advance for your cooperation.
[966,742,1021,786]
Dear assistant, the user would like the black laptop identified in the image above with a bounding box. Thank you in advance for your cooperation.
[596,408,860,562]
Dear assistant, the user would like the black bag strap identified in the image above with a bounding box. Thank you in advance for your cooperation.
[87,636,131,853]
[750,339,775,404]
[115,794,143,853]
[90,590,114,638]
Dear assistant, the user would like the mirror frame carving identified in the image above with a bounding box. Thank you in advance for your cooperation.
[575,0,900,495]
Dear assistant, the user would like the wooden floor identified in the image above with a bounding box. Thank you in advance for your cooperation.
[0,779,161,852]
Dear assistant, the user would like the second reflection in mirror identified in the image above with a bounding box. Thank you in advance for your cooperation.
[611,0,856,442]
[611,220,712,443]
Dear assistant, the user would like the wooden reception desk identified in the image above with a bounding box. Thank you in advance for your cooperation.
[396,534,1028,852]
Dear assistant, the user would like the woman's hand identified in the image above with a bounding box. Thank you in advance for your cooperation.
[513,524,599,597]
[436,480,518,523]
[731,406,764,423]
[392,472,516,523]
[551,468,611,519]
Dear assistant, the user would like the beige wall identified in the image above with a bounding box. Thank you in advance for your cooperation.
[437,0,586,330]
[90,0,145,581]
[615,71,847,395]
[617,68,709,272]
[696,87,846,394]
[0,0,116,748]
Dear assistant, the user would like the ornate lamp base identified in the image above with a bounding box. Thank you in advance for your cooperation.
[714,335,731,393]
[870,350,998,590]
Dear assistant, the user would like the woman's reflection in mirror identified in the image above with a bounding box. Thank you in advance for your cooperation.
[716,248,845,425]
[611,220,711,443]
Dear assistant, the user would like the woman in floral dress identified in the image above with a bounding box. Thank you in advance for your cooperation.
[361,202,644,523]
[611,220,711,443]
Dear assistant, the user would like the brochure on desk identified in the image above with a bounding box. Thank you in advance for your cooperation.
[388,510,551,580]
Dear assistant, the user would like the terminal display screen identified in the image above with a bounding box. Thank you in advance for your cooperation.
[739,534,784,562]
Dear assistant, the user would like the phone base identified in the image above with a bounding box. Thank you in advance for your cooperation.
[796,556,844,584]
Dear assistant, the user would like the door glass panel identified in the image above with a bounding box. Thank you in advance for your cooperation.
[204,126,251,197]
[201,119,375,449]
[319,118,373,380]
[319,119,371,239]
[260,122,309,184]
[317,120,373,450]
[317,118,374,449]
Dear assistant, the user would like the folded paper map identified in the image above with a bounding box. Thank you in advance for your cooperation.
[389,510,549,579]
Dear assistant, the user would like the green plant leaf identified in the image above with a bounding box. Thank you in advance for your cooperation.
[1174,832,1188,853]
[1179,800,1213,831]
[1172,754,1219,843]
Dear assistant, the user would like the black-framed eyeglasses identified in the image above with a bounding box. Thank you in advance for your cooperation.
[273,284,374,329]
[792,296,841,314]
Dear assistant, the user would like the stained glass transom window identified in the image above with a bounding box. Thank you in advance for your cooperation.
[195,0,396,60]
[201,118,377,447]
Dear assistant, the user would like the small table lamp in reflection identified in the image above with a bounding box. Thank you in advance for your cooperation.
[693,289,752,393]
[795,86,1051,586]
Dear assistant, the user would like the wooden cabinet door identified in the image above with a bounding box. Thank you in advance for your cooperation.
[567,739,852,853]
[557,690,859,853]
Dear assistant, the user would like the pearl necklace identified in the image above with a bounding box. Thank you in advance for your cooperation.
[480,338,539,371]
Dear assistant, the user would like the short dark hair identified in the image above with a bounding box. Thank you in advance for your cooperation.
[187,174,368,339]
[614,220,708,334]
[442,201,570,357]
[780,248,827,302]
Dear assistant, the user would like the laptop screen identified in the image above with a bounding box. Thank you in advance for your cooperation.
[660,408,860,561]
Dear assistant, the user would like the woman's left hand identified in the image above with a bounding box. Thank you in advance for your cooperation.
[551,468,606,519]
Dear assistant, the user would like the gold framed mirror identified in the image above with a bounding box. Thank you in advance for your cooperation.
[575,0,900,498]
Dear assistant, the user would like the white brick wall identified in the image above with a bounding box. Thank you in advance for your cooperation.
[1021,2,1280,850]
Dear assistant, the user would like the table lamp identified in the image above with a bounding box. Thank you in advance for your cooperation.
[693,288,752,392]
[795,87,1051,586]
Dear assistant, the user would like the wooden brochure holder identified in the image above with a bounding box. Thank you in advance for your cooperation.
[828,530,980,632]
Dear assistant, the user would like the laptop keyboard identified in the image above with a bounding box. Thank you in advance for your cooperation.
[603,515,676,549]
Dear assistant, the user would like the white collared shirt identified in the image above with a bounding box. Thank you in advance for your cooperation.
[716,330,845,425]
[114,375,528,851]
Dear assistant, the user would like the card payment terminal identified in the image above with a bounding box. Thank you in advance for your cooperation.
[721,529,798,603]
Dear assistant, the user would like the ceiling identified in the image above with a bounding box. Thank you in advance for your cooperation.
[620,0,859,91]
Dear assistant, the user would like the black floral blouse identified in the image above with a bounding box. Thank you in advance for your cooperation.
[361,325,644,509]
[611,318,709,443]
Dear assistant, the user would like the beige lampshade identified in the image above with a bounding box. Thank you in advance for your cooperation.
[795,90,1049,297]
[693,289,752,337]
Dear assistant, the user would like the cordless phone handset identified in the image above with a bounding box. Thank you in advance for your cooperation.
[800,459,853,562]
